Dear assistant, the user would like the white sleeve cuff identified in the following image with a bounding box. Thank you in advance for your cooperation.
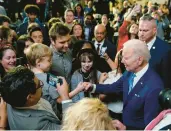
[91,84,96,93]
[62,99,72,104]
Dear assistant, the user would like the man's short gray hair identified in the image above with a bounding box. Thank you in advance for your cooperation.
[123,39,151,62]
[140,13,155,21]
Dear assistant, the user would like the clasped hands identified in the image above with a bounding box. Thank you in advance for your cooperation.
[75,82,94,93]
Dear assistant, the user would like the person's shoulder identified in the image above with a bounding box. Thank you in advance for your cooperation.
[104,39,115,47]
[72,69,81,76]
[155,37,170,47]
[35,73,47,80]
[145,67,164,87]
[154,37,171,52]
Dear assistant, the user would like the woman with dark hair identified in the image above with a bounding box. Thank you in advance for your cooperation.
[72,40,96,73]
[101,14,114,43]
[71,40,102,102]
[0,25,12,45]
[70,23,85,41]
[16,35,34,58]
[71,48,101,102]
[74,4,84,25]
[16,35,34,66]
[117,5,140,52]
[145,89,171,130]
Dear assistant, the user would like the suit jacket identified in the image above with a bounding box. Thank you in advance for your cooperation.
[94,39,116,73]
[149,37,171,89]
[95,67,164,129]
[7,101,72,130]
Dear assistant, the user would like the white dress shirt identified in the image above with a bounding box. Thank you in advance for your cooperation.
[133,64,149,89]
[147,36,156,50]
[94,40,105,52]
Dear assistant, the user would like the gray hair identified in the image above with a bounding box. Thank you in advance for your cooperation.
[140,13,155,21]
[123,39,151,62]
[139,13,157,27]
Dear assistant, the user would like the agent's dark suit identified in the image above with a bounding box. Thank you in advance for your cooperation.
[94,39,116,73]
[149,37,171,89]
[94,67,164,129]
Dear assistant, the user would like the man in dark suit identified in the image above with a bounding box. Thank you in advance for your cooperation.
[0,66,72,130]
[84,39,164,130]
[138,14,171,89]
[93,24,116,73]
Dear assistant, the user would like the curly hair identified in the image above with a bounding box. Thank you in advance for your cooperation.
[0,66,36,107]
[62,98,116,130]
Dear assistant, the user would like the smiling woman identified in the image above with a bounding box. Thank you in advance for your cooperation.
[70,48,101,102]
[0,44,16,79]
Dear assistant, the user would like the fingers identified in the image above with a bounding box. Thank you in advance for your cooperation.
[83,82,91,91]
[102,72,108,78]
[112,120,126,130]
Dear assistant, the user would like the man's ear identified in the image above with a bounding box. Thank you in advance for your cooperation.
[50,38,55,46]
[27,94,32,101]
[153,27,157,35]
[138,56,144,65]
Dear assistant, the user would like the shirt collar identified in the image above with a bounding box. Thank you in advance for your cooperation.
[135,64,149,80]
[50,45,64,56]
[147,36,156,50]
[94,39,105,48]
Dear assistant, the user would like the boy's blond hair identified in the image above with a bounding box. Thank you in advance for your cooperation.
[25,43,52,67]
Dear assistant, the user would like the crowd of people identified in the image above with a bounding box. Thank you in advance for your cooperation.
[0,0,171,130]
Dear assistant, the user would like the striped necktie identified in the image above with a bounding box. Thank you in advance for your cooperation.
[128,73,136,94]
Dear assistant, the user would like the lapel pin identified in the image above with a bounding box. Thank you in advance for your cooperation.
[135,94,140,97]
[152,46,155,49]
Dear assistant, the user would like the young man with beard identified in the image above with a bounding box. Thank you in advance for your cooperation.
[49,22,72,84]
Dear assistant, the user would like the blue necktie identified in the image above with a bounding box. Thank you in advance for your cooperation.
[128,73,136,94]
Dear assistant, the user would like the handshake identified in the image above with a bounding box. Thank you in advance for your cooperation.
[76,82,94,93]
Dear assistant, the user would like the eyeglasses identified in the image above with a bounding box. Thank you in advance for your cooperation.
[95,32,105,35]
[36,80,44,90]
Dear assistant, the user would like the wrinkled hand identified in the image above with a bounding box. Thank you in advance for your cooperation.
[112,119,126,130]
[56,77,69,100]
[99,72,108,84]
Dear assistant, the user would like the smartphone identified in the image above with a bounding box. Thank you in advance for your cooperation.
[100,47,107,57]
[47,73,63,87]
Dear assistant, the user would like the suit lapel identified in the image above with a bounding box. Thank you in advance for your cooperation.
[124,68,150,106]
[149,38,159,66]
